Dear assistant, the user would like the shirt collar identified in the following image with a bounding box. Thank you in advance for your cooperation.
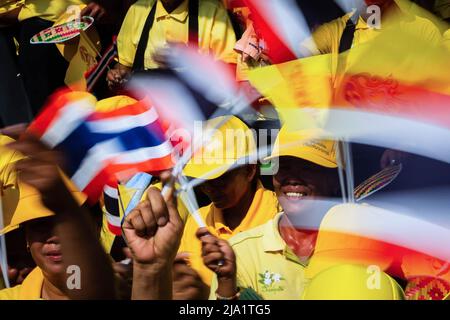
[156,0,189,22]
[20,267,44,299]
[209,181,270,236]
[262,213,305,265]
[262,212,285,252]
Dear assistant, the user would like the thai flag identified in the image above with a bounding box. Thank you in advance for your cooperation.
[28,91,175,203]
[243,0,315,64]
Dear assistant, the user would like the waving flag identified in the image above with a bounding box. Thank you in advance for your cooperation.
[28,91,174,203]
[104,172,153,236]
[243,0,315,63]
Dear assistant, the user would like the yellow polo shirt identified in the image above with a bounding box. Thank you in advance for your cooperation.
[0,0,23,14]
[117,0,237,70]
[0,267,44,299]
[301,9,442,86]
[179,182,279,286]
[18,0,87,22]
[210,212,311,300]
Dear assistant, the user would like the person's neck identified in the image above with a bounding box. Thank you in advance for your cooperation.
[221,185,256,231]
[161,0,182,13]
[41,277,69,300]
[278,214,318,262]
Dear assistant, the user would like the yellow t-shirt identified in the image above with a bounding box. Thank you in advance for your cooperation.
[0,267,44,299]
[117,0,237,70]
[0,0,23,14]
[301,9,442,86]
[179,182,279,286]
[18,0,87,22]
[210,212,310,300]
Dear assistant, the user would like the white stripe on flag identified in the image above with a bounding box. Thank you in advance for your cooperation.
[41,98,95,148]
[114,140,173,164]
[72,138,124,191]
[72,138,172,191]
[104,184,118,199]
[256,0,315,57]
[106,211,121,227]
[87,108,159,134]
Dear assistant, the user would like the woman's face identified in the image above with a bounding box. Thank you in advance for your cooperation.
[273,157,338,215]
[25,217,65,276]
[199,165,256,210]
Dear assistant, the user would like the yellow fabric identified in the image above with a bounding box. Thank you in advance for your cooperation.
[1,134,87,236]
[181,182,279,286]
[51,4,101,88]
[117,0,237,70]
[302,264,404,300]
[210,212,310,299]
[0,267,44,300]
[0,0,23,14]
[95,95,139,112]
[183,116,257,180]
[302,8,442,84]
[265,127,338,168]
[1,135,24,235]
[18,0,87,22]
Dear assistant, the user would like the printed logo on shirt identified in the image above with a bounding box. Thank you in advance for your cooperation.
[258,270,285,293]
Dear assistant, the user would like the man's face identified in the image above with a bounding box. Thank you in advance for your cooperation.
[273,156,338,215]
[199,165,256,211]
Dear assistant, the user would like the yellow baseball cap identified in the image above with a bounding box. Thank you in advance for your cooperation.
[302,264,405,300]
[183,116,257,180]
[1,174,87,235]
[266,127,338,168]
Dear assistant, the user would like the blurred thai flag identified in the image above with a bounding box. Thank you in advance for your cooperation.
[28,91,174,203]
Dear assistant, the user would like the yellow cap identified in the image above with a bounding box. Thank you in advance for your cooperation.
[95,95,138,112]
[302,264,405,300]
[183,116,257,180]
[266,127,338,168]
[1,174,87,235]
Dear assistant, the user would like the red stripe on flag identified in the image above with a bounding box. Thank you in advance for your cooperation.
[244,0,297,64]
[28,89,74,137]
[107,223,122,236]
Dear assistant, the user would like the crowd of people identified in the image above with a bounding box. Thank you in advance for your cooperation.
[0,0,450,300]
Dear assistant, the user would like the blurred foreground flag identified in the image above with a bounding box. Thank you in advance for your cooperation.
[243,0,314,64]
[28,91,174,203]
[249,9,450,131]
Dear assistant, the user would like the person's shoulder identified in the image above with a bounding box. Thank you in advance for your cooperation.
[199,0,227,15]
[400,14,442,43]
[126,0,155,15]
[0,285,22,300]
